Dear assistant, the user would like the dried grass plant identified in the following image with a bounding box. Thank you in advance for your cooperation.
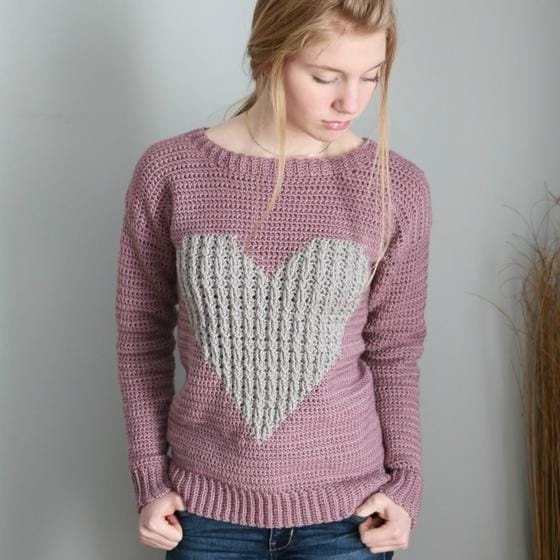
[478,186,560,559]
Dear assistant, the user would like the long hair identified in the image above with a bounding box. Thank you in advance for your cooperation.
[224,0,397,302]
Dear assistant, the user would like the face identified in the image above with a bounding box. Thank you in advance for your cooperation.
[282,27,386,139]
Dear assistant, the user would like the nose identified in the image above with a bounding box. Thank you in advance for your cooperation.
[333,84,360,116]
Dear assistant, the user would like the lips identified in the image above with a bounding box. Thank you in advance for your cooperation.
[322,120,350,130]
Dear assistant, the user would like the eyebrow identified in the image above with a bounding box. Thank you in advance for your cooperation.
[305,60,385,74]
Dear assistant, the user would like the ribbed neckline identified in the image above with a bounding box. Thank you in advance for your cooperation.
[189,126,376,178]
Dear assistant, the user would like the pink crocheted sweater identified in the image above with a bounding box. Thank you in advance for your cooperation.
[115,126,432,530]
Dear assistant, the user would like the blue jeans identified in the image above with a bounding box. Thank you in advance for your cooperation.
[165,509,395,559]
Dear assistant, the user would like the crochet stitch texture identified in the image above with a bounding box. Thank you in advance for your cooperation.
[115,126,432,530]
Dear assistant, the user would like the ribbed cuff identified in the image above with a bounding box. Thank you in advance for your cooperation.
[376,468,423,529]
[130,454,174,513]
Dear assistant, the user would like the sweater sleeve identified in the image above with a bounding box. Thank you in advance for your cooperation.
[115,145,178,513]
[361,165,432,529]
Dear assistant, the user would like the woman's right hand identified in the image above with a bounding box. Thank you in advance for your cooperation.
[137,491,188,551]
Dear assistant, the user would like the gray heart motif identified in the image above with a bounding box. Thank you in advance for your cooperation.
[177,233,370,442]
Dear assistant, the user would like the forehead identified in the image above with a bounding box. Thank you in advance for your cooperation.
[295,29,386,71]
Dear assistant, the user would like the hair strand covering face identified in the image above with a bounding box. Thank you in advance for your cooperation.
[224,0,398,307]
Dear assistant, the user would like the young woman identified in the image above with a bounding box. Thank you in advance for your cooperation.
[115,1,432,558]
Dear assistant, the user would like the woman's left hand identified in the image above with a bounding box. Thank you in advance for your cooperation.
[353,492,411,554]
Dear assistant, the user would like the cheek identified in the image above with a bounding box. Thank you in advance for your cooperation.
[286,82,328,114]
[359,85,378,108]
[284,69,328,108]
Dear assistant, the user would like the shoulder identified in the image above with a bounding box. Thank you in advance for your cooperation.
[132,128,202,178]
[386,147,432,236]
[387,147,431,212]
[387,148,430,208]
[124,129,196,217]
[126,128,205,206]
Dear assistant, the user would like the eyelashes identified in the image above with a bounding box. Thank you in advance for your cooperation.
[312,76,379,85]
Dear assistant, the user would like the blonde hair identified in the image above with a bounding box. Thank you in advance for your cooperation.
[225,0,397,305]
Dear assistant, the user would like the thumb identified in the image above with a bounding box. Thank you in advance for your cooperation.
[166,495,187,524]
[175,495,187,511]
[172,494,188,514]
[356,492,387,517]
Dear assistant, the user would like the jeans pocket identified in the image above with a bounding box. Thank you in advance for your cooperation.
[346,512,370,523]
[176,509,192,518]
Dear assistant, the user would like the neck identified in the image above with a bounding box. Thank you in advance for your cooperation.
[244,101,336,158]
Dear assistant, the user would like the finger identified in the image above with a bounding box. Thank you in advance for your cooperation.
[369,514,385,528]
[369,546,396,554]
[359,516,399,548]
[140,521,183,550]
[158,522,184,544]
[141,530,182,551]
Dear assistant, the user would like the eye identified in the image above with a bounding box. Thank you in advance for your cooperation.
[312,76,379,84]
[312,76,335,84]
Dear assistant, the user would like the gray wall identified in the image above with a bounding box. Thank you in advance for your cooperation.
[1,1,558,558]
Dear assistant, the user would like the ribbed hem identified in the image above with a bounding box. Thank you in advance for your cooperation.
[130,454,174,513]
[188,126,376,178]
[168,458,394,529]
[376,468,423,529]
